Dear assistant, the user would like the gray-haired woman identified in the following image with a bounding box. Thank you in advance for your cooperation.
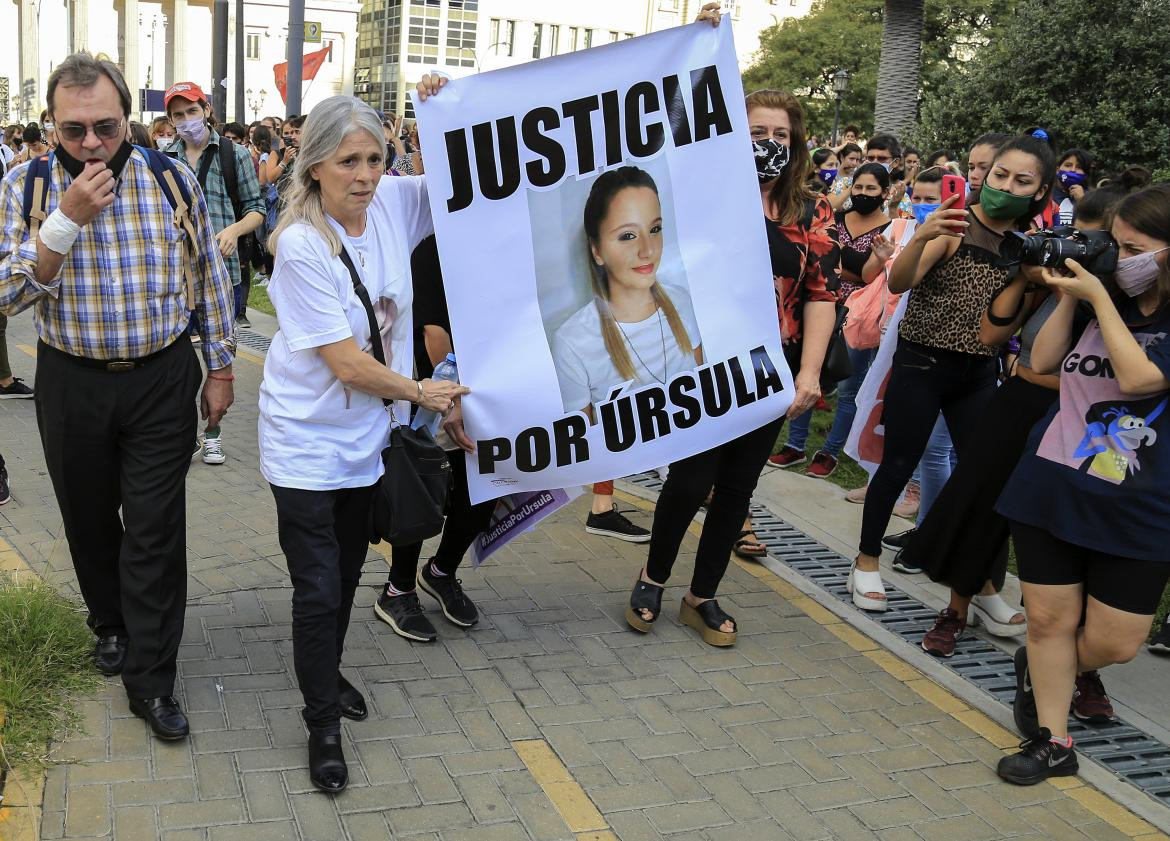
[258,95,467,793]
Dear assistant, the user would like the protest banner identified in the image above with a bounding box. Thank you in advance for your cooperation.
[417,20,790,503]
[845,293,910,476]
[470,487,584,567]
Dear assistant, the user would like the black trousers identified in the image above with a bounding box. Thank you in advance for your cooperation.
[859,339,997,557]
[35,339,201,698]
[271,482,375,735]
[389,451,495,591]
[647,415,787,598]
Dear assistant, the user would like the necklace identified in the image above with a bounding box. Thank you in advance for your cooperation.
[615,309,668,384]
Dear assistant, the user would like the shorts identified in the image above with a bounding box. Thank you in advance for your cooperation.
[1009,520,1170,615]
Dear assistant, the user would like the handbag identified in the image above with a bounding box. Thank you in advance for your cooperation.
[784,304,852,391]
[338,248,451,546]
[842,218,915,350]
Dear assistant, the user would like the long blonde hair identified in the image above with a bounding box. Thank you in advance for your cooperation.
[584,166,693,381]
[268,96,385,256]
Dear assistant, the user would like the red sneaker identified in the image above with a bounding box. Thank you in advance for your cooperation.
[1071,670,1115,723]
[767,445,806,468]
[806,450,838,478]
[922,607,965,658]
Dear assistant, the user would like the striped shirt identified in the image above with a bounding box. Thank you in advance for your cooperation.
[0,148,236,369]
[164,132,264,283]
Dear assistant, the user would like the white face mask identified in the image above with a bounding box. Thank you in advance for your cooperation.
[154,136,173,149]
[174,116,209,147]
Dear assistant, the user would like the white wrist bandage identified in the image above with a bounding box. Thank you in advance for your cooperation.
[39,208,83,254]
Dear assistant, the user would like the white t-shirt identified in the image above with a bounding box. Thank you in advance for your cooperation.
[258,175,433,490]
[552,284,702,411]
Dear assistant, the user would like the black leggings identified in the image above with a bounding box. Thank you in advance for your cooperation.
[647,415,786,599]
[271,482,375,735]
[388,450,496,592]
[859,339,997,557]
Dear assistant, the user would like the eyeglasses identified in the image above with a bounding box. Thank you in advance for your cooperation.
[57,118,125,142]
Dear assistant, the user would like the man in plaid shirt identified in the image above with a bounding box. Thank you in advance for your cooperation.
[0,54,235,742]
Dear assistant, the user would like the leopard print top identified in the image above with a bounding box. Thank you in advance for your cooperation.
[899,213,1010,356]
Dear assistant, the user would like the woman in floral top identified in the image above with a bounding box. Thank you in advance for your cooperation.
[625,79,840,648]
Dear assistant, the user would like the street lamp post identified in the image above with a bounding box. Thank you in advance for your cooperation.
[831,68,850,146]
[246,88,267,121]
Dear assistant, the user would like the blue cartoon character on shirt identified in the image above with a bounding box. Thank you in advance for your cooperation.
[1073,396,1168,483]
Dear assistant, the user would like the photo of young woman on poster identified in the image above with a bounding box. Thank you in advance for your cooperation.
[551,165,704,414]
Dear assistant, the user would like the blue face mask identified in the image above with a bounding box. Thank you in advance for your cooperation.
[1058,170,1087,189]
[818,168,838,185]
[912,202,941,226]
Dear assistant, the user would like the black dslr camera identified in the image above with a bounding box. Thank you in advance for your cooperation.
[999,226,1119,275]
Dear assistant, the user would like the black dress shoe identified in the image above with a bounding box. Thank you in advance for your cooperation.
[308,731,348,793]
[128,695,190,741]
[338,675,368,721]
[94,635,128,676]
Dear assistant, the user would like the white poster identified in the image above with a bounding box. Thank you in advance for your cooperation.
[417,21,791,503]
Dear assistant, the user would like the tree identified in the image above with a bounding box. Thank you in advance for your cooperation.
[743,0,1014,141]
[873,0,924,138]
[914,0,1170,173]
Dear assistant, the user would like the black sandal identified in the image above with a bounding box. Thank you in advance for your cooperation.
[680,598,737,647]
[625,578,664,633]
[733,529,767,560]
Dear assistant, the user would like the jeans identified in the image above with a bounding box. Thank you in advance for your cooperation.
[647,415,786,598]
[784,344,876,455]
[271,482,376,735]
[915,415,956,527]
[0,312,10,381]
[858,339,996,557]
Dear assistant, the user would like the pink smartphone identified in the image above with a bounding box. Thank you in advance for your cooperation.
[941,174,966,231]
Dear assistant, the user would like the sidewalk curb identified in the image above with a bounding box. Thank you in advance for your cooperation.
[615,480,1170,837]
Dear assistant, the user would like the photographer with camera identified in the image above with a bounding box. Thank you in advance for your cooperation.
[907,188,1126,664]
[850,136,1056,613]
[996,183,1170,786]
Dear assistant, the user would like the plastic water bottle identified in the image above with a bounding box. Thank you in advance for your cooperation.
[411,353,459,438]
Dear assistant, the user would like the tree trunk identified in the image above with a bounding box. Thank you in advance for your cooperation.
[873,0,924,139]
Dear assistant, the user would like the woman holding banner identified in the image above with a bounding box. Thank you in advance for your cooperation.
[259,94,466,792]
[626,74,840,646]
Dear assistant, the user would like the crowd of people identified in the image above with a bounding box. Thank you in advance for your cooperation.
[0,0,1168,799]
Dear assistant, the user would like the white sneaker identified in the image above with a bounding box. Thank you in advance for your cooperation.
[201,433,226,465]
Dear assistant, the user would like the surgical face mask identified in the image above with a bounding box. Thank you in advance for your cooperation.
[752,139,789,182]
[1058,170,1087,190]
[1115,247,1169,297]
[978,183,1034,220]
[912,202,941,226]
[866,159,893,173]
[817,168,838,186]
[174,116,209,147]
[42,122,54,133]
[154,135,173,149]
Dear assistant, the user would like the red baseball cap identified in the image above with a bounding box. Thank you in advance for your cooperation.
[164,82,207,109]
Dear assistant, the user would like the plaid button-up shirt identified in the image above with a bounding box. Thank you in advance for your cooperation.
[0,148,236,369]
[165,132,264,284]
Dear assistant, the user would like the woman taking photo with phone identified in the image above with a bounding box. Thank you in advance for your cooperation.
[850,135,1056,612]
[996,184,1170,785]
[627,4,839,644]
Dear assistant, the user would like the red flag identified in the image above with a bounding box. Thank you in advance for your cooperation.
[274,45,332,103]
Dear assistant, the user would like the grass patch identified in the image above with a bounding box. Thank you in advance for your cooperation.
[0,576,102,771]
[247,282,275,317]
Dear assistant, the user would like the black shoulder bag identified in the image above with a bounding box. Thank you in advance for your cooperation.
[337,248,451,546]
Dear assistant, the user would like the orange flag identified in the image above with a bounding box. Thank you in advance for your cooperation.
[274,45,332,103]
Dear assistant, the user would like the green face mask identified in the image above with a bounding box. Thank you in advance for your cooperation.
[979,183,1035,220]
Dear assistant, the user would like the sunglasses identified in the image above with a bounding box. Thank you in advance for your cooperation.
[57,118,125,142]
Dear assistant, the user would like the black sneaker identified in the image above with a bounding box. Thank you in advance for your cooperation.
[236,315,252,329]
[881,528,916,552]
[585,509,651,543]
[0,378,34,399]
[374,589,437,642]
[1013,645,1040,738]
[1149,622,1170,655]
[996,728,1078,785]
[418,562,479,628]
[0,467,10,505]
[891,547,923,574]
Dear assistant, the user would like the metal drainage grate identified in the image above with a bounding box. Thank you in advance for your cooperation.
[625,471,1170,805]
[236,329,272,353]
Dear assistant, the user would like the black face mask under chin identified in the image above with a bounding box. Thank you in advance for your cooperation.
[55,140,134,180]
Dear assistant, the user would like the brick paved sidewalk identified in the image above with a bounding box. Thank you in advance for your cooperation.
[1,317,1167,841]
